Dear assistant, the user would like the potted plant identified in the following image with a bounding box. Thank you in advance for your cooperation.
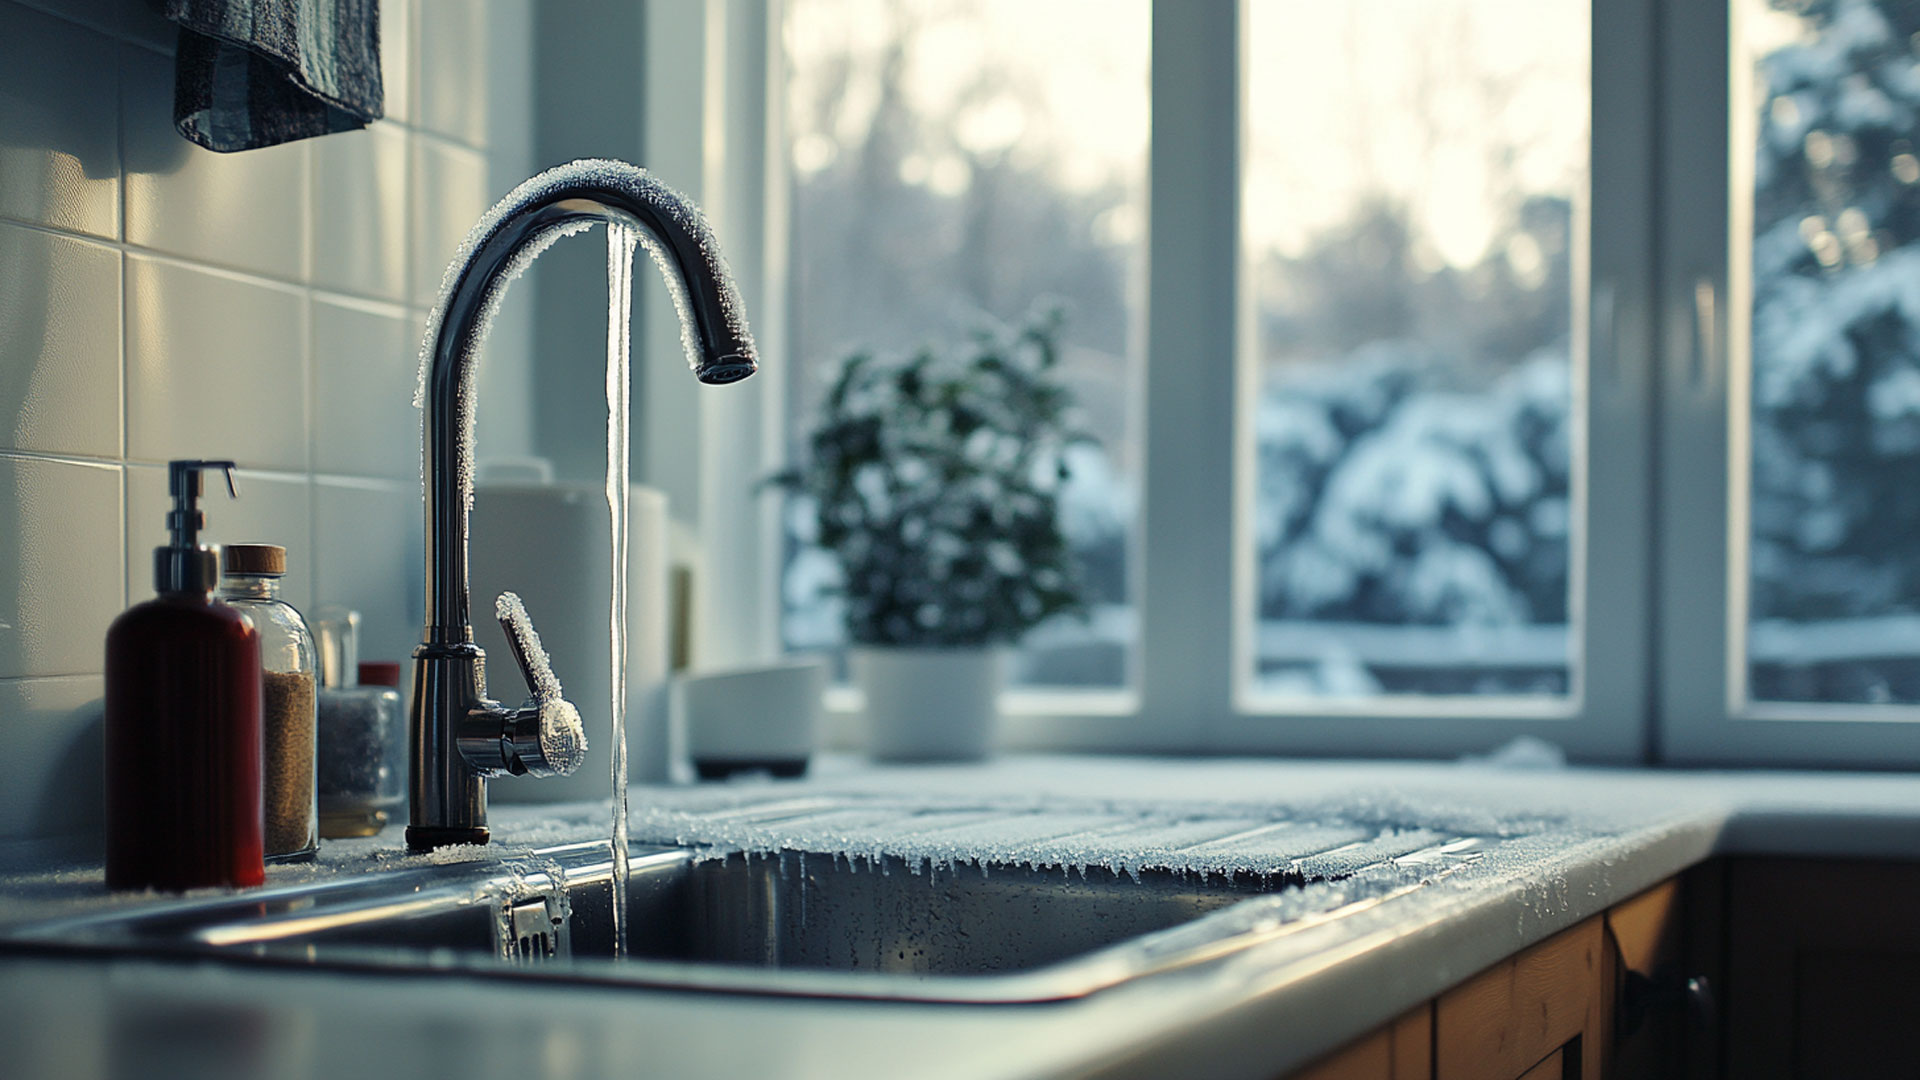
[771,310,1091,760]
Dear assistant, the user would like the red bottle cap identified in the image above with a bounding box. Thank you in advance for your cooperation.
[358,661,403,687]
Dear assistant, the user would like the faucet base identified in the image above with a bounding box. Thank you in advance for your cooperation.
[406,825,490,852]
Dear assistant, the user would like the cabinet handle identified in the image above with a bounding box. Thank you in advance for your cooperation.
[1621,970,1717,1038]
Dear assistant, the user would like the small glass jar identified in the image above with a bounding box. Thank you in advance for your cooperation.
[315,655,407,838]
[219,544,319,863]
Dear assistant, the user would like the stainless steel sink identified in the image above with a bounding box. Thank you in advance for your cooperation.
[3,822,1498,1003]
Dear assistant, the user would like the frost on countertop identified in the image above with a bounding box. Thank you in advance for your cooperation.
[13,757,1919,936]
[611,774,1571,886]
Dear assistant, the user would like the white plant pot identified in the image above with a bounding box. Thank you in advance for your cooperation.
[852,646,1004,762]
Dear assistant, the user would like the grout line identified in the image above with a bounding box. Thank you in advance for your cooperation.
[310,473,415,493]
[0,449,123,470]
[0,215,412,310]
[94,454,409,491]
[116,460,127,611]
[413,127,490,159]
[0,673,106,687]
[311,288,413,320]
[304,239,322,603]
[116,45,130,610]
[5,0,115,43]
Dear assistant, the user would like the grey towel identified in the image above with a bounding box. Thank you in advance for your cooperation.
[162,0,384,153]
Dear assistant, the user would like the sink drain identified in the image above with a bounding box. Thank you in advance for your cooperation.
[506,897,569,963]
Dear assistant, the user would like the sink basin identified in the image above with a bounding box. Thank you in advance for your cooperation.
[3,816,1499,1003]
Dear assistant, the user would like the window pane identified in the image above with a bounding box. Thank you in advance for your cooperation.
[1243,0,1588,699]
[779,0,1147,688]
[1744,0,1920,705]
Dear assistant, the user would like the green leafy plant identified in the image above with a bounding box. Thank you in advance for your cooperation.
[770,310,1092,647]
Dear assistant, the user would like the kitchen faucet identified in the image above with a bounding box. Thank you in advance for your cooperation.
[408,160,757,852]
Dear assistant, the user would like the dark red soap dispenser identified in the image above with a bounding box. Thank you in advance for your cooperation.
[105,460,266,891]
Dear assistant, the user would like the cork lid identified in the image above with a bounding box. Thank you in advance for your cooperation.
[222,543,287,576]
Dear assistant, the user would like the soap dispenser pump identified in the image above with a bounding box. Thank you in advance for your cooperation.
[105,460,266,892]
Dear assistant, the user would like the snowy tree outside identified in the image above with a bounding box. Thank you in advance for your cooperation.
[777,0,1920,704]
[778,0,1146,687]
[1245,0,1588,697]
[1744,0,1920,705]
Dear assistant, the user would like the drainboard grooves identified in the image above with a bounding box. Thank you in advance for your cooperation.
[1072,818,1278,873]
[882,810,1013,836]
[647,794,1507,889]
[1171,821,1376,870]
[692,797,851,826]
[1292,828,1456,881]
[896,812,1127,848]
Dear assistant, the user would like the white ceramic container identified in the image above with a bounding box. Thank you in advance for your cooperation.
[680,659,826,779]
[852,646,1004,762]
[469,464,672,798]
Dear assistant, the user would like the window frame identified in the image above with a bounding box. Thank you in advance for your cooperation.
[1656,0,1920,766]
[670,0,1920,766]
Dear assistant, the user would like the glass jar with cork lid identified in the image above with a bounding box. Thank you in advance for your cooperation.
[218,544,319,863]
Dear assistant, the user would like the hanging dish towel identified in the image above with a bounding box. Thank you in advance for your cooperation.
[162,0,384,152]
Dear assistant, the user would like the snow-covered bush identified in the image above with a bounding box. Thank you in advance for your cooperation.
[770,310,1094,647]
[1749,0,1920,627]
[1256,345,1571,629]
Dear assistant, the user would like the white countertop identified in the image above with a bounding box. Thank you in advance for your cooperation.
[5,755,1919,1079]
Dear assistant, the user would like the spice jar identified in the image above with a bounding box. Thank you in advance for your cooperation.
[219,544,319,863]
[313,609,405,838]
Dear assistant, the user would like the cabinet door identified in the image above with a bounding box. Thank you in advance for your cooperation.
[1434,916,1604,1080]
[1604,879,1684,1079]
[1292,1005,1432,1080]
[1725,858,1920,1079]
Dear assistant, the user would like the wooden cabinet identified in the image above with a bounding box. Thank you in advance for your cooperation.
[1723,858,1920,1079]
[1597,868,1704,1068]
[1286,872,1712,1080]
[1434,916,1604,1080]
[1292,1006,1432,1080]
[1285,857,1920,1080]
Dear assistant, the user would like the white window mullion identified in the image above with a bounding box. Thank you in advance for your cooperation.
[1581,0,1661,759]
[696,0,785,670]
[1137,0,1241,750]
[1657,0,1740,763]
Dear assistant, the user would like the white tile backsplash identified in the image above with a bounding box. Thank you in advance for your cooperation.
[106,0,176,54]
[0,224,121,458]
[313,479,422,669]
[125,255,309,470]
[415,0,490,149]
[0,455,122,680]
[0,674,106,842]
[122,45,311,280]
[0,0,533,845]
[0,3,121,238]
[410,135,489,305]
[10,0,123,41]
[381,0,414,125]
[312,123,410,302]
[312,293,421,479]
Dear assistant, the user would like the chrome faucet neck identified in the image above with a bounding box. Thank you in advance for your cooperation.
[408,161,756,852]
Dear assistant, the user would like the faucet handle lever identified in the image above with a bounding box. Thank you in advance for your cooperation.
[492,592,587,778]
[496,591,561,703]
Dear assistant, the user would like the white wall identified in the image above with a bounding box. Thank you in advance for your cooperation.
[0,0,535,844]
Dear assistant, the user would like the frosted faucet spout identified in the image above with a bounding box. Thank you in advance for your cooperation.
[408,160,756,852]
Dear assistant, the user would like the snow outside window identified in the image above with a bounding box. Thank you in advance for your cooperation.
[1740,0,1920,707]
[1242,0,1591,702]
[776,0,1148,690]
